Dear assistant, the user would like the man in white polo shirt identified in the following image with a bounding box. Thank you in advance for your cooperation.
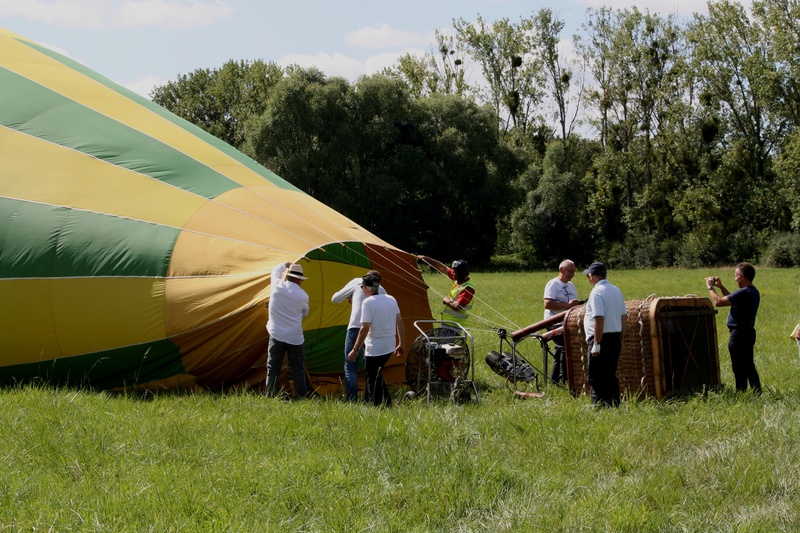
[583,262,627,407]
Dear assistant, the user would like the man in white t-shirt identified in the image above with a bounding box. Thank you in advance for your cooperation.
[348,272,405,406]
[266,262,309,399]
[331,271,387,401]
[543,259,581,383]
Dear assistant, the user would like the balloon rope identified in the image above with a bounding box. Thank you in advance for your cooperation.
[416,257,521,331]
[320,243,432,303]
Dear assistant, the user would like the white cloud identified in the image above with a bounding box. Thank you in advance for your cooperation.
[0,0,109,29]
[345,23,433,50]
[575,0,708,18]
[114,0,233,29]
[279,51,366,80]
[120,73,168,98]
[279,47,427,82]
[0,0,232,30]
[362,49,422,74]
[38,40,76,59]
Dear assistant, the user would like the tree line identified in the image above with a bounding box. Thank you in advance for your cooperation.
[152,0,800,269]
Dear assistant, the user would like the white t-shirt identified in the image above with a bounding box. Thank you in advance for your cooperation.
[331,277,387,329]
[583,279,626,341]
[543,277,578,319]
[266,263,309,345]
[360,293,401,357]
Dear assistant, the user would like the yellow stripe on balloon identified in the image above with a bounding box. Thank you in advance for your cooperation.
[0,279,60,365]
[164,272,269,336]
[213,186,393,247]
[167,232,288,278]
[0,34,272,189]
[308,259,368,331]
[52,278,167,356]
[0,278,166,362]
[0,125,205,227]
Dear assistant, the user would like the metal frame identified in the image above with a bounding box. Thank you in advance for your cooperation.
[530,326,568,389]
[492,328,542,392]
[492,310,576,394]
[413,320,479,404]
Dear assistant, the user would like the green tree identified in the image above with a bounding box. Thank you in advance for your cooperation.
[534,9,580,146]
[151,59,282,149]
[418,94,517,262]
[575,7,615,149]
[346,74,440,248]
[242,67,355,212]
[386,30,468,99]
[453,15,545,134]
[754,0,800,129]
[775,131,800,231]
[508,139,599,268]
[242,70,514,262]
[576,7,691,266]
[688,0,781,182]
[756,0,800,233]
[688,0,790,247]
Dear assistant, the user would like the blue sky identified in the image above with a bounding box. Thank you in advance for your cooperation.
[0,0,706,98]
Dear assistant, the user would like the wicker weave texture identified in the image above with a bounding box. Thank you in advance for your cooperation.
[562,296,719,400]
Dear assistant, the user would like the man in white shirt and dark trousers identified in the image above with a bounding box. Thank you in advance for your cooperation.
[331,271,386,402]
[348,272,405,406]
[543,259,581,383]
[583,262,627,407]
[266,262,310,399]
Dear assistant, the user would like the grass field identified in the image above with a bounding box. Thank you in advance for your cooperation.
[2,268,800,531]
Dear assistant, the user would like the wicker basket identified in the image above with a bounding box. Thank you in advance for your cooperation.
[562,296,720,400]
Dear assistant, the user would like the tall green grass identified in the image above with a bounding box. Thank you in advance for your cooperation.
[2,268,800,531]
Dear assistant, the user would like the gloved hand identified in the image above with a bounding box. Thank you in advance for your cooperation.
[590,343,601,355]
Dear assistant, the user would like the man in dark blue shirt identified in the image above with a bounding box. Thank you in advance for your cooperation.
[706,262,761,392]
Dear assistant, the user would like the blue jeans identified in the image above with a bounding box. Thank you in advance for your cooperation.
[266,337,307,398]
[344,327,363,401]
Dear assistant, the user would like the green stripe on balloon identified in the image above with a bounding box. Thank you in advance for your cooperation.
[0,338,185,389]
[11,37,301,193]
[304,325,350,373]
[0,198,180,278]
[307,242,371,268]
[0,68,237,199]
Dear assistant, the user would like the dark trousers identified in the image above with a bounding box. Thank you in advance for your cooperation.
[364,353,392,406]
[549,332,567,384]
[587,332,622,406]
[729,328,761,392]
[266,337,307,399]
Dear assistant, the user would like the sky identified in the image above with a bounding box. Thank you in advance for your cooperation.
[0,0,709,99]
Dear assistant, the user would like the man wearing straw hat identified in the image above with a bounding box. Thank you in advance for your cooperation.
[583,262,627,407]
[266,262,310,399]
